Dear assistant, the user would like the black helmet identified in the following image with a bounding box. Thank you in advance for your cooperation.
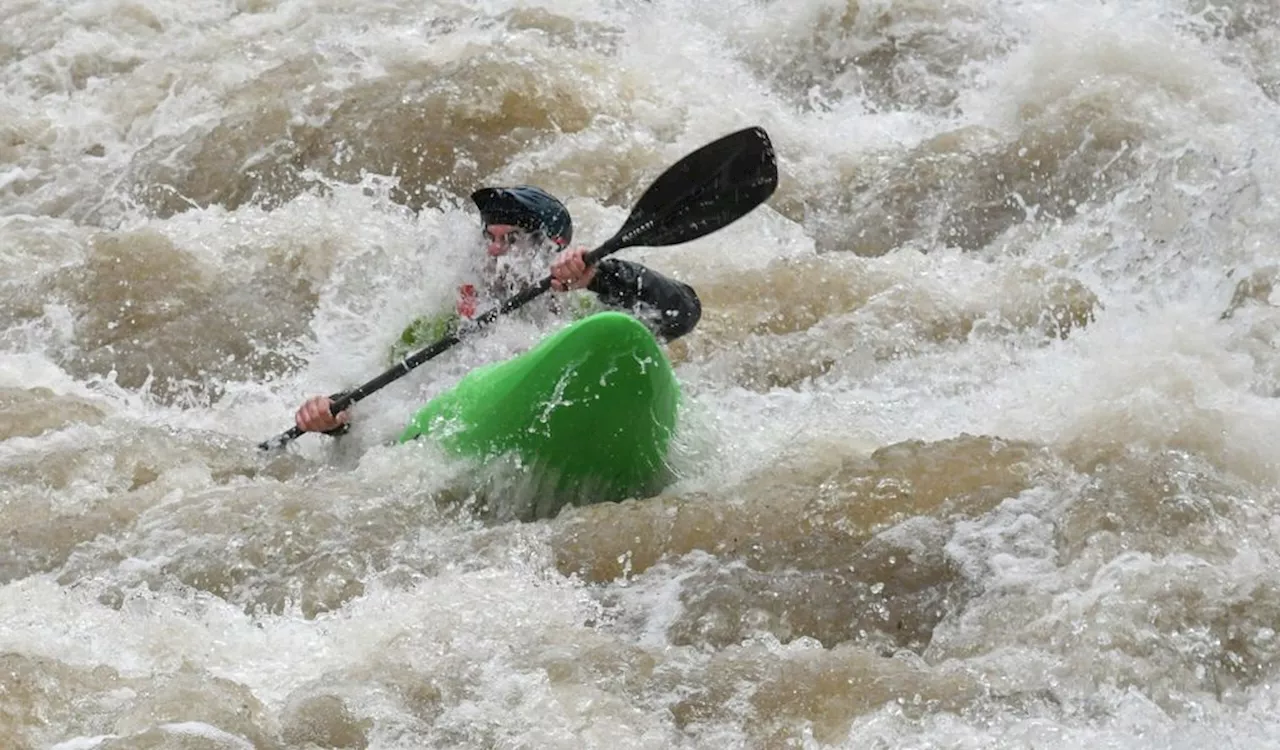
[470,185,573,247]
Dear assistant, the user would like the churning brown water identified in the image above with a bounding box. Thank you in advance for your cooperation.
[5,0,1280,747]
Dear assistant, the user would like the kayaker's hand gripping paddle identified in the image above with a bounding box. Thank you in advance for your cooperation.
[258,125,780,451]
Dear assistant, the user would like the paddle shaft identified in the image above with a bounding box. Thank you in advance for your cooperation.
[257,238,626,450]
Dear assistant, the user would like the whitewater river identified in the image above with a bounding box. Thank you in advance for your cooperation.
[5,0,1280,747]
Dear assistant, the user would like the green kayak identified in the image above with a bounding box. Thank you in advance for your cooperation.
[398,311,681,518]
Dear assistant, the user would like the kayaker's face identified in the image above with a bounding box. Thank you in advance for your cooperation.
[481,223,549,294]
[484,224,540,258]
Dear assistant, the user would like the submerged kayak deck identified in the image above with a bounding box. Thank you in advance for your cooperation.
[398,311,681,516]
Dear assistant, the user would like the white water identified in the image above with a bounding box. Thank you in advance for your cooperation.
[5,0,1280,747]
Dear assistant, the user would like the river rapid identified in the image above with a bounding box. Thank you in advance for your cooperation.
[4,0,1280,747]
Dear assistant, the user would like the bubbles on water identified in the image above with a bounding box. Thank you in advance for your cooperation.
[4,0,1280,746]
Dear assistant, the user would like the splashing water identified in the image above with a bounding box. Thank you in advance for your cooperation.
[5,0,1280,747]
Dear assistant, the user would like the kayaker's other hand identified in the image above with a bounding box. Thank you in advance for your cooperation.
[550,247,596,292]
[295,395,349,433]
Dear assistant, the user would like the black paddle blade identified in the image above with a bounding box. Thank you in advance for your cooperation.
[612,126,778,251]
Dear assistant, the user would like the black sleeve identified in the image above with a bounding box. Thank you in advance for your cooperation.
[586,258,702,341]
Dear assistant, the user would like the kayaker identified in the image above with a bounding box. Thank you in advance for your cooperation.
[293,184,702,435]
